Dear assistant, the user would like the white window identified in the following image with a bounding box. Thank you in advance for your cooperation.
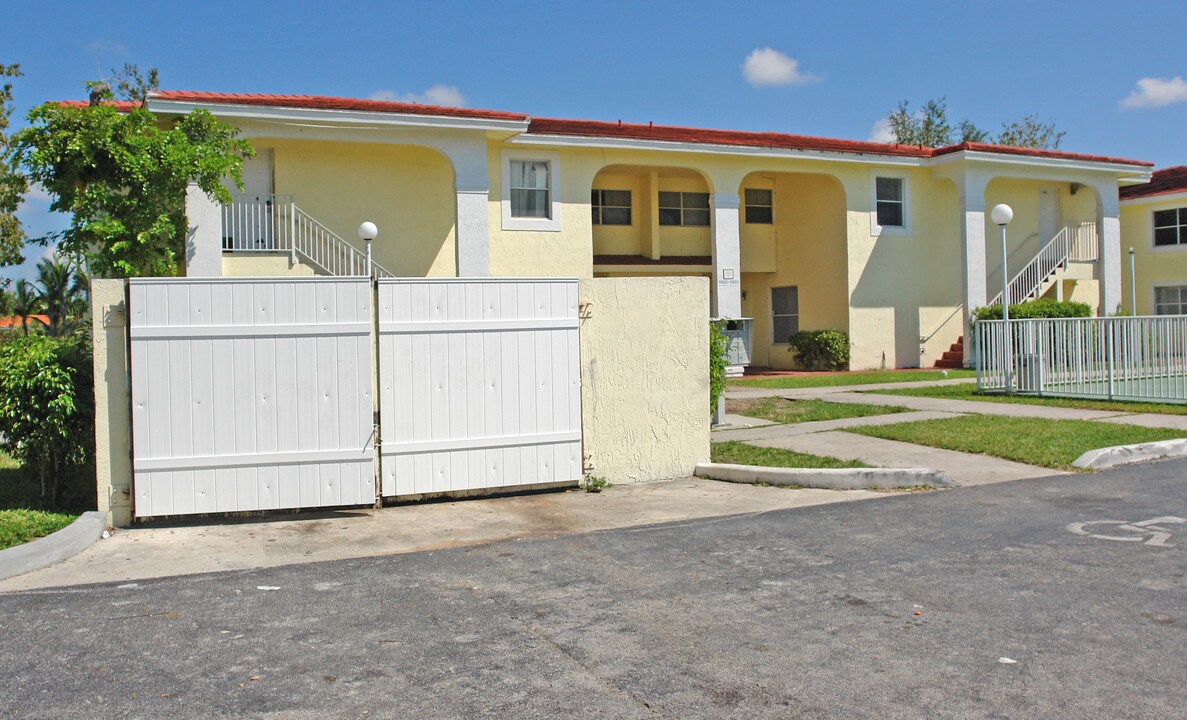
[771,286,799,343]
[501,150,561,231]
[1155,285,1187,315]
[744,188,773,224]
[869,171,910,235]
[1153,208,1187,247]
[591,189,632,225]
[658,191,711,226]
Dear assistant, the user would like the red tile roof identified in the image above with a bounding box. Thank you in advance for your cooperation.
[148,91,529,122]
[529,117,933,158]
[1120,166,1187,200]
[0,315,49,329]
[931,141,1153,167]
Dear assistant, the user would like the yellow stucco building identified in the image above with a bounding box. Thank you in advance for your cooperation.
[160,91,1153,370]
[1120,167,1187,316]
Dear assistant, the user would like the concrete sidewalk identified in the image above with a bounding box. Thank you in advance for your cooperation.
[0,477,888,592]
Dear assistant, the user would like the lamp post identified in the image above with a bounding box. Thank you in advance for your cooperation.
[358,221,378,277]
[1129,247,1137,315]
[990,203,1014,391]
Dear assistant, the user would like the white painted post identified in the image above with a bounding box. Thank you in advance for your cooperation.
[710,192,742,319]
[1096,182,1122,316]
[455,186,490,276]
[958,172,990,365]
[184,183,224,277]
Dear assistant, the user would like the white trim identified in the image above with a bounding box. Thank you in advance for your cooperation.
[135,448,370,472]
[929,149,1152,177]
[1148,204,1187,253]
[146,98,529,133]
[1123,190,1187,207]
[1151,281,1187,315]
[378,318,578,333]
[131,322,370,340]
[501,150,562,232]
[870,170,911,237]
[381,431,580,456]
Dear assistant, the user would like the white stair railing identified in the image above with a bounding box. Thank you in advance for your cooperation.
[988,222,1098,307]
[222,194,393,277]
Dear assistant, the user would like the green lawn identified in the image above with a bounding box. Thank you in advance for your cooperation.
[730,369,975,390]
[0,451,80,549]
[847,415,1185,470]
[726,396,908,425]
[867,382,1187,416]
[711,441,870,469]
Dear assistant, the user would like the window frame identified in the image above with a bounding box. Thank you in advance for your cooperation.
[658,191,711,227]
[591,188,633,226]
[744,188,774,225]
[1151,207,1187,249]
[770,285,799,345]
[501,150,561,232]
[1153,284,1187,316]
[869,171,911,236]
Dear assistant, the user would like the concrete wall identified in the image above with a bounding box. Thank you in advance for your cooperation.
[91,279,133,528]
[579,277,710,483]
[222,254,316,277]
[1121,194,1187,315]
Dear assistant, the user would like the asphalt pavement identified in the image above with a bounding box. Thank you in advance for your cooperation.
[2,460,1186,719]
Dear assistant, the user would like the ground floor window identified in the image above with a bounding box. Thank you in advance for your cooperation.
[1155,285,1187,315]
[771,286,799,343]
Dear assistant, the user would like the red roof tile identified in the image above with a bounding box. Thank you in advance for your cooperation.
[148,91,529,123]
[1120,166,1187,200]
[529,117,933,158]
[0,315,49,329]
[931,141,1153,167]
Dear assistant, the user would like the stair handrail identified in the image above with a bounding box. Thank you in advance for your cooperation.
[988,225,1071,307]
[920,303,964,344]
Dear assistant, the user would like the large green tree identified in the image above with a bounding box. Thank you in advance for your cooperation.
[885,97,1064,150]
[0,63,26,266]
[14,69,252,277]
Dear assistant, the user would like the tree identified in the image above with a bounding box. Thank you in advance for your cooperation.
[883,97,1064,149]
[14,69,252,277]
[34,256,82,336]
[0,63,26,266]
[11,278,40,335]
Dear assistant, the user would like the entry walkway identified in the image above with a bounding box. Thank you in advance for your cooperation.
[719,377,1187,486]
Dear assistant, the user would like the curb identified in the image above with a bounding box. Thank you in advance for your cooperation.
[695,462,952,490]
[0,511,106,582]
[1073,438,1187,470]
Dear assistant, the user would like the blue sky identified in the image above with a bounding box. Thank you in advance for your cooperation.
[5,0,1186,281]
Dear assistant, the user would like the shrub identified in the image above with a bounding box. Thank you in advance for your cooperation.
[789,329,850,371]
[0,331,94,510]
[709,320,730,416]
[972,299,1091,321]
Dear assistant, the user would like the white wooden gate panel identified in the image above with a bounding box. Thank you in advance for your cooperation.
[129,278,374,517]
[377,278,582,497]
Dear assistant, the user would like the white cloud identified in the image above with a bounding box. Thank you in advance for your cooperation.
[742,48,818,87]
[369,84,466,107]
[1121,76,1187,109]
[868,117,895,143]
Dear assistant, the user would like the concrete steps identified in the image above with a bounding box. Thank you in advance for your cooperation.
[934,335,965,369]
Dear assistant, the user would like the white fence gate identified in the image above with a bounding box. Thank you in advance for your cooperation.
[377,278,582,497]
[128,276,582,519]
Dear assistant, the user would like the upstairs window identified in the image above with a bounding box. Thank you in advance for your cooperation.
[658,191,710,226]
[875,177,905,228]
[591,189,632,225]
[744,188,774,224]
[509,160,551,218]
[1153,208,1187,247]
[771,286,799,343]
[1155,286,1187,315]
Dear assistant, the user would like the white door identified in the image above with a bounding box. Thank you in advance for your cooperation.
[1038,187,1060,247]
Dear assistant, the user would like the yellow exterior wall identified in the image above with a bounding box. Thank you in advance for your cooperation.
[222,254,316,277]
[579,277,710,482]
[260,139,457,277]
[1121,195,1187,315]
[591,171,645,256]
[656,175,712,256]
[740,175,776,273]
[91,279,133,528]
[739,173,849,369]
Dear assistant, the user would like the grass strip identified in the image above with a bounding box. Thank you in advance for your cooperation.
[727,397,908,425]
[730,369,975,389]
[0,509,77,551]
[867,382,1187,416]
[847,415,1185,470]
[711,440,870,469]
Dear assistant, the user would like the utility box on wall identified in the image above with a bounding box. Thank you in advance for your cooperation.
[715,317,753,376]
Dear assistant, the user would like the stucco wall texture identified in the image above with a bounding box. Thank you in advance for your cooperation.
[91,279,133,528]
[578,277,711,483]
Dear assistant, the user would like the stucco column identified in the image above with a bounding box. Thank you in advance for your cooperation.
[184,182,223,277]
[1095,183,1122,316]
[91,279,133,528]
[958,172,990,363]
[710,192,742,318]
[437,138,491,278]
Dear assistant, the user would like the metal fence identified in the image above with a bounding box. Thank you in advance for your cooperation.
[975,315,1187,404]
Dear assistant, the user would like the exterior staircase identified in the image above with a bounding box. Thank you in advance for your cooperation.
[988,221,1097,307]
[933,336,965,369]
